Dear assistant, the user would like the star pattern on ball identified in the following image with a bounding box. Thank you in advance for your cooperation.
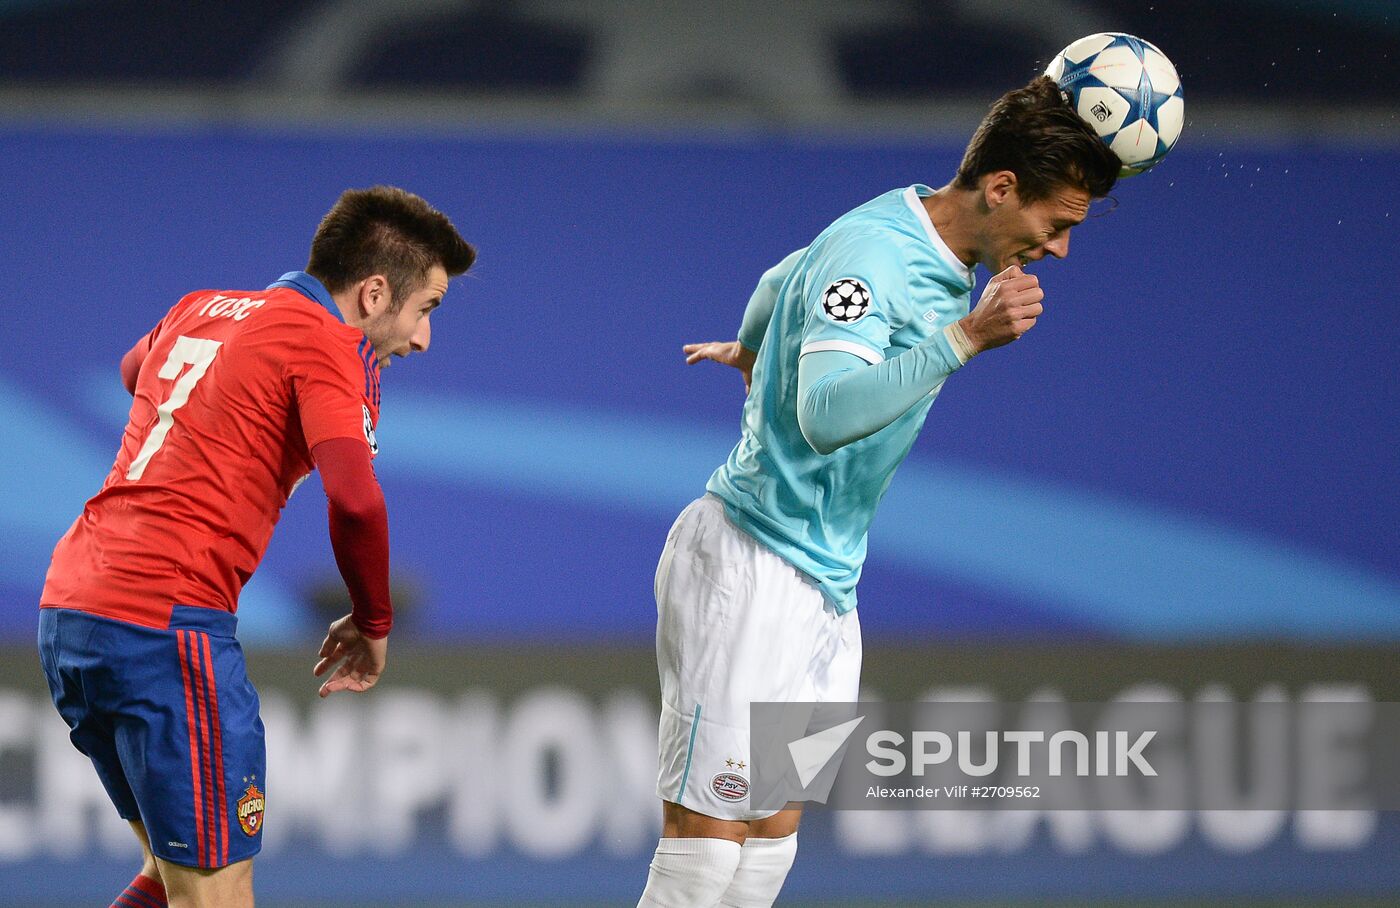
[1046,33,1184,177]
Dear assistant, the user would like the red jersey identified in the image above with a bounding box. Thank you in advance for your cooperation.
[41,282,381,629]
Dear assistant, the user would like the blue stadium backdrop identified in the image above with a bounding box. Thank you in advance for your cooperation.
[0,125,1397,905]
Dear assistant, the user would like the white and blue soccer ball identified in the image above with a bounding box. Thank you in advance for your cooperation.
[1045,33,1184,177]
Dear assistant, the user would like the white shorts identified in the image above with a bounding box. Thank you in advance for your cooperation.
[654,495,862,821]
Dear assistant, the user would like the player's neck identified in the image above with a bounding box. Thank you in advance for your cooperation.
[922,186,980,268]
[329,292,366,330]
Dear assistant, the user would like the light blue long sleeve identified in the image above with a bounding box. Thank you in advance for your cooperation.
[796,335,965,455]
[738,248,807,351]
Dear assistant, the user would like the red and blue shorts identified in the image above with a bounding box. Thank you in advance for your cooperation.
[38,605,265,868]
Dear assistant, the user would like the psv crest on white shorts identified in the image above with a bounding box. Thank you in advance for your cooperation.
[711,771,749,802]
[821,278,871,324]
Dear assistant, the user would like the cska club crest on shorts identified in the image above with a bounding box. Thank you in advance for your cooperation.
[237,783,265,836]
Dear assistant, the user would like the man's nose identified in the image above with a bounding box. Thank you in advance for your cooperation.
[411,315,431,353]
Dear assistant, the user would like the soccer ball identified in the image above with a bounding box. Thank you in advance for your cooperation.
[1045,33,1184,177]
[822,279,870,323]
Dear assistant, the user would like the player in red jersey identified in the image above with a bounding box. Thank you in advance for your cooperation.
[37,186,475,908]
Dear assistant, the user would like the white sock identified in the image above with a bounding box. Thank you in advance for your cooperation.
[719,833,798,907]
[637,837,743,908]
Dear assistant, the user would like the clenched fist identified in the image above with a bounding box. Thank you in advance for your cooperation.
[958,265,1045,355]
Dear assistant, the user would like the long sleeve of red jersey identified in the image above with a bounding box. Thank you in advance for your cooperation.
[312,437,393,638]
[120,325,162,395]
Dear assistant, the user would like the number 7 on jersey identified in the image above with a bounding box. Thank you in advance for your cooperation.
[126,335,223,480]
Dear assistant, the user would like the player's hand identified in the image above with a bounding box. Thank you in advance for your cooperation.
[958,265,1045,354]
[313,615,387,698]
[683,340,758,393]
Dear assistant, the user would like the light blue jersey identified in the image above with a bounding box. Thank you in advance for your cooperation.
[707,185,976,613]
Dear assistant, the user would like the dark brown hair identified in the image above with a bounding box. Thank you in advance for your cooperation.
[954,76,1121,202]
[307,186,476,309]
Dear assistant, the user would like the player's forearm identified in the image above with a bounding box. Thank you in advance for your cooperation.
[738,247,806,350]
[313,438,394,638]
[796,330,967,454]
[327,495,393,639]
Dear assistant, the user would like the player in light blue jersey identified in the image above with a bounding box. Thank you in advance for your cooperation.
[637,76,1123,908]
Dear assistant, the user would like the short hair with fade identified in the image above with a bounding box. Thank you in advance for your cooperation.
[307,186,476,309]
[954,76,1121,203]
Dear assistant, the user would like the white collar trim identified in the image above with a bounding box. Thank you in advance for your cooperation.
[904,185,974,286]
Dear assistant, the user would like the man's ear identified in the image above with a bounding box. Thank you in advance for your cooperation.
[357,275,390,318]
[982,170,1018,210]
